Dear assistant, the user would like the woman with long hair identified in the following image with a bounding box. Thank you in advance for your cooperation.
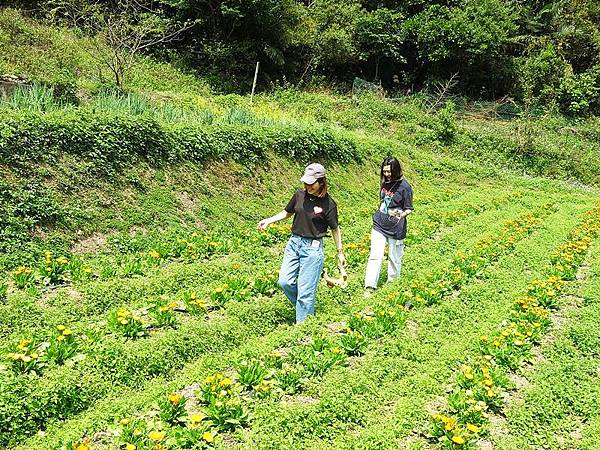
[364,156,413,297]
[258,163,346,323]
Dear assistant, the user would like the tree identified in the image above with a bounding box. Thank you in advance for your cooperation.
[85,0,195,89]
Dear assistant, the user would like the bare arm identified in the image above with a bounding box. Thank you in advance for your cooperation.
[257,210,292,231]
[331,226,346,268]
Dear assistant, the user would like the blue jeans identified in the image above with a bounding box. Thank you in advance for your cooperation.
[278,234,324,323]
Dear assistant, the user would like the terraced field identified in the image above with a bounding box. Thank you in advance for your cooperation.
[1,155,599,450]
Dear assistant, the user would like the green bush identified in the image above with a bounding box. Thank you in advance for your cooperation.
[0,179,66,270]
[0,110,364,172]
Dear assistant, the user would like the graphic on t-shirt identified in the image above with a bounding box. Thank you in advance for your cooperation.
[379,187,395,214]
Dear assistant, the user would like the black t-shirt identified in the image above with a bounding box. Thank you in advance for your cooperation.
[372,178,414,240]
[285,189,339,239]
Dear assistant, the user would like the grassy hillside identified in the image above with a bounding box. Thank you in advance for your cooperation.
[1,6,600,450]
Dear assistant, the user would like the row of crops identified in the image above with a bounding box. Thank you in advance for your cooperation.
[1,175,599,449]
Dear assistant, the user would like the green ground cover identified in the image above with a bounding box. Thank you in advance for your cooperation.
[9,177,600,450]
[491,238,600,450]
[235,199,592,449]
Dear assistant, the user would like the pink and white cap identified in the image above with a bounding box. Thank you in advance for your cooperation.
[300,163,326,184]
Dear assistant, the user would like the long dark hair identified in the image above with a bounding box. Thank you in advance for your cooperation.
[380,156,403,188]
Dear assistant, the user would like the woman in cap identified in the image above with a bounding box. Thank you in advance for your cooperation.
[364,156,413,297]
[258,163,346,323]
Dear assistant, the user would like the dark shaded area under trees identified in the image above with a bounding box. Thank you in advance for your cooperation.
[5,0,600,115]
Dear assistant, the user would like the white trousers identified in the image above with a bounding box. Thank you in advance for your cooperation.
[364,228,405,289]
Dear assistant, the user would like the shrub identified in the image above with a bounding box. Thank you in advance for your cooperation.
[0,110,365,175]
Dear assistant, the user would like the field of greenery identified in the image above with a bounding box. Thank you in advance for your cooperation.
[2,107,600,449]
[2,5,600,450]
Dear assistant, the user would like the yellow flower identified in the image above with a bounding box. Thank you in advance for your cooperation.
[62,329,73,336]
[189,413,205,424]
[148,250,161,259]
[202,431,214,443]
[444,417,457,431]
[219,377,233,387]
[168,392,183,405]
[126,444,136,450]
[451,435,466,445]
[57,325,66,331]
[466,423,480,433]
[18,339,32,349]
[148,430,166,441]
[120,418,130,425]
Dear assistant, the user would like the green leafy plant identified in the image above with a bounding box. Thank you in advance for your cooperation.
[121,256,145,277]
[5,338,44,374]
[39,250,69,284]
[116,417,148,448]
[46,324,78,365]
[150,299,178,328]
[340,329,367,356]
[204,397,248,431]
[158,392,187,425]
[108,308,147,338]
[275,363,306,394]
[12,266,35,288]
[236,360,267,389]
[172,414,216,448]
[183,291,208,315]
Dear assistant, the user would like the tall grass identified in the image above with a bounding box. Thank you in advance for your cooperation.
[2,87,279,127]
[222,107,275,126]
[90,91,214,124]
[1,83,61,112]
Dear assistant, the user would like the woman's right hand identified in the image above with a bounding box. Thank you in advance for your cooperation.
[257,219,270,231]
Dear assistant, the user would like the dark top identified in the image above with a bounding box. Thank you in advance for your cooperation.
[285,189,339,239]
[372,178,414,240]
